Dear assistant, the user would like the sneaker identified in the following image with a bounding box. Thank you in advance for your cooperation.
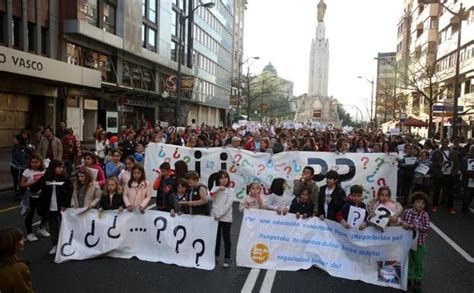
[49,245,57,255]
[37,227,50,237]
[431,206,438,212]
[26,233,38,242]
[222,259,231,268]
[448,208,456,214]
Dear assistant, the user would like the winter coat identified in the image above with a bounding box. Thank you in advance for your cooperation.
[0,260,34,293]
[30,174,73,216]
[209,186,234,223]
[318,185,346,221]
[265,192,293,211]
[39,136,63,161]
[293,179,319,215]
[289,197,314,218]
[71,182,102,208]
[99,192,125,210]
[123,180,152,210]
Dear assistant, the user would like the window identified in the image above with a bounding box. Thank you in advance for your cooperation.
[82,0,98,26]
[171,41,177,61]
[171,10,177,37]
[12,17,20,48]
[67,43,115,82]
[41,27,48,55]
[103,1,116,34]
[147,27,156,51]
[0,13,4,44]
[142,0,159,52]
[27,22,34,51]
[148,0,156,23]
[141,24,145,47]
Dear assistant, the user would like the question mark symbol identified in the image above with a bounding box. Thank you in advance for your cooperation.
[234,154,243,164]
[257,164,265,175]
[173,225,187,254]
[377,178,386,186]
[173,148,181,159]
[60,230,75,257]
[154,216,167,244]
[192,239,205,267]
[361,157,369,169]
[375,207,391,225]
[352,211,361,226]
[236,189,245,199]
[284,166,292,177]
[375,157,385,170]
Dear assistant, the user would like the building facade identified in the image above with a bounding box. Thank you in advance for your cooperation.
[375,52,397,126]
[0,0,236,145]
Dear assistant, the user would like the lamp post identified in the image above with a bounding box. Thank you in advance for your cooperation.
[419,0,466,138]
[357,76,375,129]
[237,56,259,121]
[175,1,215,126]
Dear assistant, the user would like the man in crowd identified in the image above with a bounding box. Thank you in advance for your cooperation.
[39,126,63,161]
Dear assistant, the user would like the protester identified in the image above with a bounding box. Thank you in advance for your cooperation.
[39,126,63,161]
[118,156,136,188]
[123,165,152,213]
[11,132,32,199]
[20,154,49,242]
[318,171,346,221]
[30,160,73,255]
[180,171,209,215]
[153,162,176,212]
[99,177,125,211]
[70,168,101,209]
[0,227,33,293]
[81,152,106,188]
[265,178,292,214]
[208,170,234,268]
[169,178,188,216]
[336,185,368,229]
[239,182,264,212]
[105,150,125,178]
[289,187,314,219]
[368,187,403,231]
[402,192,430,290]
[293,166,319,216]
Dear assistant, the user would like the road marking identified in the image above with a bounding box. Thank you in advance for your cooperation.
[33,203,158,227]
[0,205,20,213]
[430,222,474,263]
[259,270,277,293]
[241,268,261,293]
[470,208,474,213]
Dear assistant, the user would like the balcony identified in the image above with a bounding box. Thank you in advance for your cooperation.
[417,3,440,25]
[415,28,438,47]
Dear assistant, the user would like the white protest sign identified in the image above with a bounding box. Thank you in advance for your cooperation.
[237,209,413,290]
[390,128,400,136]
[347,206,366,227]
[469,178,474,188]
[404,157,417,165]
[468,159,474,172]
[441,161,453,175]
[414,164,430,175]
[369,205,394,229]
[144,144,398,202]
[55,209,218,270]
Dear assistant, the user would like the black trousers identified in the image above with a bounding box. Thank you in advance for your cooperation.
[463,187,474,214]
[24,197,47,234]
[48,211,61,246]
[433,175,455,208]
[10,166,25,194]
[215,221,231,260]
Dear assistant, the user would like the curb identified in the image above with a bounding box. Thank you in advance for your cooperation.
[0,185,14,193]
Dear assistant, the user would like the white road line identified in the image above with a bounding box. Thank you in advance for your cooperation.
[430,221,474,263]
[33,203,158,227]
[259,270,277,293]
[241,268,261,293]
[470,208,474,213]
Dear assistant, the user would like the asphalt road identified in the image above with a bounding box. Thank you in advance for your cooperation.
[1,191,473,293]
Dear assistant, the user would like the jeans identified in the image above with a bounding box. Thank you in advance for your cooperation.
[215,221,232,260]
[408,244,426,281]
[462,187,474,214]
[48,211,61,246]
[24,196,47,234]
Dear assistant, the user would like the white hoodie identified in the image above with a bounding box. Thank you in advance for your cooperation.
[265,192,294,211]
[209,186,234,223]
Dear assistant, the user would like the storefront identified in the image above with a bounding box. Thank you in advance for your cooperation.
[0,46,101,147]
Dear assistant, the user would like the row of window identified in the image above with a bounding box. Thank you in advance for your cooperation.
[436,43,474,72]
[195,79,229,103]
[66,43,114,82]
[195,2,233,50]
[80,0,116,34]
[0,13,48,55]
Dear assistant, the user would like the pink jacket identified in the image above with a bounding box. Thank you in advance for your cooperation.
[123,180,152,209]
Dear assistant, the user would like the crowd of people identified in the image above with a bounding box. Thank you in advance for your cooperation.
[3,120,473,292]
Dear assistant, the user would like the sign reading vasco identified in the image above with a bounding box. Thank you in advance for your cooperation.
[0,52,43,71]
[0,46,101,88]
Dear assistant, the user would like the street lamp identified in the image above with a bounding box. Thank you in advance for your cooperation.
[175,1,215,126]
[419,0,467,138]
[357,76,375,128]
[237,56,260,121]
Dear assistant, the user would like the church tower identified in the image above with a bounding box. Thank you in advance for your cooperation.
[308,0,329,97]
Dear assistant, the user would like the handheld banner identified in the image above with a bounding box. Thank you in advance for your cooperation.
[236,209,413,290]
[144,143,398,202]
[55,209,218,270]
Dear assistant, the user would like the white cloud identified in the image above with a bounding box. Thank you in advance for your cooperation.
[244,0,403,120]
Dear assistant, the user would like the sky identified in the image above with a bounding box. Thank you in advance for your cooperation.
[243,0,404,121]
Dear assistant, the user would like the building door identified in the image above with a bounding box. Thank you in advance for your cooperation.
[67,107,82,140]
[83,110,97,140]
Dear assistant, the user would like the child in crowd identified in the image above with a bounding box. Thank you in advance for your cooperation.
[180,171,209,215]
[153,162,176,212]
[123,165,152,213]
[336,185,368,229]
[20,154,49,242]
[0,227,33,293]
[208,170,234,268]
[318,171,346,221]
[293,166,319,216]
[134,144,146,165]
[402,192,430,290]
[30,160,73,255]
[170,178,188,216]
[105,150,125,178]
[368,186,403,229]
[265,178,293,215]
[239,182,265,212]
[82,152,106,187]
[99,177,125,211]
[71,168,101,209]
[118,156,136,188]
[289,187,314,219]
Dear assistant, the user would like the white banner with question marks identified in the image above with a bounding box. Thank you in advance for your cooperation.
[144,143,398,202]
[237,209,415,290]
[55,209,218,270]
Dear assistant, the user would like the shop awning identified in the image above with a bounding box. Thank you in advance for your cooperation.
[403,117,429,127]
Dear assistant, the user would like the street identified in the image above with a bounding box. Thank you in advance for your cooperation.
[1,191,473,293]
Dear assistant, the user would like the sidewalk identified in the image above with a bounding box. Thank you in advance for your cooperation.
[0,148,13,192]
